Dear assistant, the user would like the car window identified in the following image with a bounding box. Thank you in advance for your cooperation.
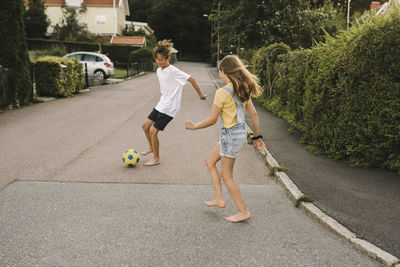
[95,56,103,62]
[82,54,96,62]
[67,54,81,60]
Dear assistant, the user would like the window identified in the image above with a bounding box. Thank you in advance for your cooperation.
[82,54,96,62]
[68,54,82,60]
[95,15,107,25]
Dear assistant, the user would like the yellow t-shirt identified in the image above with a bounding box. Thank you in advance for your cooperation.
[213,83,251,128]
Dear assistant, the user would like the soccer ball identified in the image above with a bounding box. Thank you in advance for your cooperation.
[122,149,140,167]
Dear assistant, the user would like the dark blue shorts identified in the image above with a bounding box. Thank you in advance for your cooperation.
[147,108,173,131]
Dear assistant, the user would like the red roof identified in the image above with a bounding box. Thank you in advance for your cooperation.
[84,0,120,5]
[369,1,384,11]
[25,0,121,5]
[111,36,145,47]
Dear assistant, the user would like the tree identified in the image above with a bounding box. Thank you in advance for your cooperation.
[59,11,88,41]
[311,0,376,14]
[0,0,33,107]
[24,0,49,38]
[127,0,155,22]
[127,0,213,59]
[148,0,213,60]
[211,0,346,51]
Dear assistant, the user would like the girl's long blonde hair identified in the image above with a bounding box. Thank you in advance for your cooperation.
[219,55,262,102]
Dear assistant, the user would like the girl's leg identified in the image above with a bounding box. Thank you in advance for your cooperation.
[144,126,160,166]
[141,119,154,156]
[220,156,251,222]
[204,144,225,208]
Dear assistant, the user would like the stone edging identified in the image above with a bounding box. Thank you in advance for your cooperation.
[205,65,399,267]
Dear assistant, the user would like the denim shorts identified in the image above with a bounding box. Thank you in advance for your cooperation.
[219,124,247,158]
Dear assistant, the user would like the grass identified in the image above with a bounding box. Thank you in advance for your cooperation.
[110,67,128,79]
[295,195,315,207]
[269,166,288,176]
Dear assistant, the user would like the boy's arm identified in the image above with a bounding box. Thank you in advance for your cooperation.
[187,76,207,100]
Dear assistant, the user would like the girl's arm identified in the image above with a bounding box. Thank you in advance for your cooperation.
[185,104,221,130]
[246,100,266,151]
[188,76,207,100]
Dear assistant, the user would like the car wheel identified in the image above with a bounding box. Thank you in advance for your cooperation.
[94,70,106,84]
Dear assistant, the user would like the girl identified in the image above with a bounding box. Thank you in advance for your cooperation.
[185,55,265,223]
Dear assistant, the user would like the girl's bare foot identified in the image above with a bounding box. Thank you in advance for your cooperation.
[224,212,251,223]
[140,150,153,156]
[144,159,160,166]
[204,200,226,208]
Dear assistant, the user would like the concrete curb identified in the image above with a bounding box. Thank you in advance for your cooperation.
[205,65,400,267]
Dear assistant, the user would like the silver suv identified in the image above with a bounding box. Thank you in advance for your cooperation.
[64,51,115,83]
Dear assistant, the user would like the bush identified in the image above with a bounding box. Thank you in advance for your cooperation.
[253,7,400,174]
[34,56,83,97]
[27,38,139,64]
[34,46,67,57]
[251,43,291,100]
[129,47,154,64]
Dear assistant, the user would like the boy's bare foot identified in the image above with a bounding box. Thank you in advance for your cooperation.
[224,212,251,223]
[204,200,226,208]
[140,150,153,156]
[144,159,160,166]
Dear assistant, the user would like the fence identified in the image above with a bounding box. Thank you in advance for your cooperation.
[115,62,156,79]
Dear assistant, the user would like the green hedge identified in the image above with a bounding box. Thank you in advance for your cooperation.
[129,47,154,64]
[252,8,400,174]
[27,38,139,64]
[34,56,84,97]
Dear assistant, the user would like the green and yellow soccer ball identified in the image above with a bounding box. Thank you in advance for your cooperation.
[122,149,140,167]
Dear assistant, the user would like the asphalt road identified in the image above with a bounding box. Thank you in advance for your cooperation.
[0,62,380,266]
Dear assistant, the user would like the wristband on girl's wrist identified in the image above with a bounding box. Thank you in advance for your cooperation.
[251,135,263,140]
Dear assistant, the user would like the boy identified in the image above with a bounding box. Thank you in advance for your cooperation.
[141,40,207,166]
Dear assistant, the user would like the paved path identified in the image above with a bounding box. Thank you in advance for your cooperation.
[0,62,380,266]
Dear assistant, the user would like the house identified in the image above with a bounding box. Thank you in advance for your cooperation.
[363,0,399,17]
[369,1,385,12]
[124,21,154,35]
[374,0,400,15]
[25,0,130,36]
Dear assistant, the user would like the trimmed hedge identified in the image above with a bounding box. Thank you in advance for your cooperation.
[34,56,84,97]
[129,47,154,64]
[253,9,400,174]
[27,38,139,64]
[251,43,291,100]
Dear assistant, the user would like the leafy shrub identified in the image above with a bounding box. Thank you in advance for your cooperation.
[129,47,154,64]
[251,43,290,100]
[34,46,67,57]
[34,56,83,97]
[252,7,400,174]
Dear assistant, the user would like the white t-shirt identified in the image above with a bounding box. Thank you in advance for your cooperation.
[155,64,190,117]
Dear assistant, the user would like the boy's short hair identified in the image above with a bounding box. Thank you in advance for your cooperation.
[154,39,173,59]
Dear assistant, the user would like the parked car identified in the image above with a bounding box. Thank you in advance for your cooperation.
[63,51,115,83]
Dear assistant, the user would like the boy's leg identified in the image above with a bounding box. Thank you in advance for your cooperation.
[144,126,160,166]
[204,144,225,208]
[141,119,154,156]
[220,156,251,222]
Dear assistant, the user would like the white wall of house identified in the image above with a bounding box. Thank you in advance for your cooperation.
[44,0,129,36]
[46,6,65,34]
[83,6,117,35]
